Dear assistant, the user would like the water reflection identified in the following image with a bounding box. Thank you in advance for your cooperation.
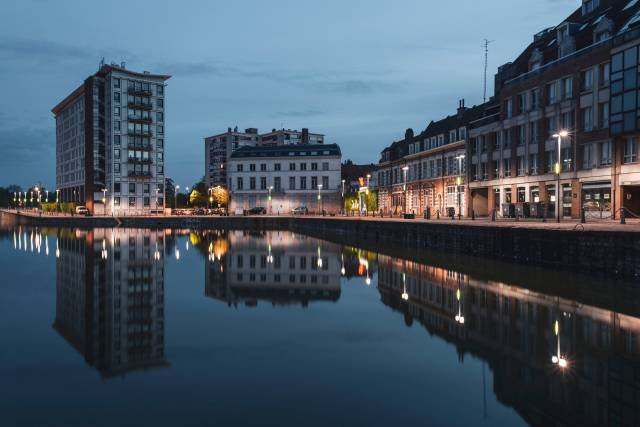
[52,228,168,378]
[4,226,640,425]
[377,254,640,426]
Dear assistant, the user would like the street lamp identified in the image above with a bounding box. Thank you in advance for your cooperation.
[402,166,409,215]
[56,189,60,204]
[45,190,49,203]
[552,130,568,223]
[174,185,180,211]
[341,179,346,216]
[456,154,466,220]
[317,184,323,215]
[186,187,190,207]
[102,188,107,215]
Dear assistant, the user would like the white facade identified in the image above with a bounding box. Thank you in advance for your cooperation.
[228,144,342,214]
[204,128,259,188]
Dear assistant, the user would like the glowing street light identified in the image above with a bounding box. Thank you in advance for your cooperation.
[551,319,568,368]
[401,272,409,300]
[317,184,323,215]
[552,130,569,223]
[341,179,346,216]
[268,186,273,214]
[455,288,465,324]
[340,253,346,276]
[402,166,409,215]
[456,154,466,220]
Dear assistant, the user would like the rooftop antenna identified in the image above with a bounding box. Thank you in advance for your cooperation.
[483,39,495,103]
[99,57,105,69]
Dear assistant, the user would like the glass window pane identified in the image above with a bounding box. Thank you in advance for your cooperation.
[623,91,636,112]
[624,47,638,69]
[624,68,637,90]
[612,53,623,73]
[612,95,623,114]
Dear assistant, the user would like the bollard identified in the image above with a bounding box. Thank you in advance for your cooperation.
[437,210,440,220]
[472,210,475,221]
[581,207,586,224]
[491,209,496,222]
[621,207,626,224]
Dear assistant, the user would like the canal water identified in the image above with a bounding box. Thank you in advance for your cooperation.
[0,226,639,427]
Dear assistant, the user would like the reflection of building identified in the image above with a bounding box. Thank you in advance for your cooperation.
[53,229,168,378]
[377,254,640,427]
[204,231,341,307]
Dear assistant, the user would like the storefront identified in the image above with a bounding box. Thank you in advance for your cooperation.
[582,182,611,219]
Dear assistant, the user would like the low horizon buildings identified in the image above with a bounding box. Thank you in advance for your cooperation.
[52,63,170,215]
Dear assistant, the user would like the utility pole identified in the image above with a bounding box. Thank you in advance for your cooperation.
[483,39,495,103]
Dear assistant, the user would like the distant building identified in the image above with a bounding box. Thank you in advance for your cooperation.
[341,160,378,194]
[227,143,342,214]
[204,127,325,189]
[52,63,170,215]
[204,127,259,188]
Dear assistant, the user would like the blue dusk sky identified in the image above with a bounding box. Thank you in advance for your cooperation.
[0,0,578,189]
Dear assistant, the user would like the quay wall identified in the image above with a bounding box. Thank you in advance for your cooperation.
[2,210,639,278]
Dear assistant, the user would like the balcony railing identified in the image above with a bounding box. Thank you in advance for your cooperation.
[127,142,153,151]
[127,102,152,111]
[127,87,152,96]
[127,130,152,137]
[128,171,153,179]
[127,116,152,124]
[127,157,153,164]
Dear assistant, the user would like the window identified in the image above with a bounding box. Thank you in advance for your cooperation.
[300,177,307,190]
[114,149,120,159]
[114,163,120,174]
[504,98,513,118]
[275,163,281,171]
[581,0,599,15]
[129,197,136,207]
[260,177,267,190]
[529,154,538,175]
[599,102,609,128]
[114,78,120,88]
[129,183,136,193]
[289,176,295,190]
[546,151,556,173]
[600,62,610,87]
[311,162,318,171]
[114,92,120,104]
[547,81,559,104]
[518,93,527,113]
[449,130,457,142]
[114,135,121,147]
[300,163,307,171]
[157,84,164,95]
[249,177,256,190]
[157,152,163,162]
[157,98,164,108]
[322,162,329,171]
[503,158,511,177]
[582,144,593,169]
[624,138,637,163]
[274,176,281,191]
[518,125,526,146]
[249,164,256,172]
[582,107,593,131]
[289,163,296,171]
[530,121,538,144]
[237,164,243,172]
[143,184,150,194]
[311,176,318,190]
[143,197,150,207]
[563,77,573,99]
[581,69,594,92]
[114,197,120,206]
[114,121,120,131]
[237,177,243,190]
[601,141,612,165]
[157,112,163,122]
[260,163,266,171]
[517,155,526,176]
[530,89,539,109]
[322,176,329,189]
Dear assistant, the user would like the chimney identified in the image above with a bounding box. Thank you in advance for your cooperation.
[301,128,309,144]
[457,99,467,118]
[228,127,232,133]
[405,128,414,142]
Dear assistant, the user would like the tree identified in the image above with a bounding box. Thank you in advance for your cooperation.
[210,186,229,207]
[165,178,175,208]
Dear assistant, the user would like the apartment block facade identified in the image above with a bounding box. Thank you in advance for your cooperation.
[204,127,325,189]
[227,143,342,214]
[52,64,170,215]
[378,101,483,217]
[468,0,640,219]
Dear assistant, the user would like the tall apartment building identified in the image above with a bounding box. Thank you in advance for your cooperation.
[204,127,324,189]
[377,100,484,217]
[227,143,342,214]
[468,0,640,219]
[52,63,170,215]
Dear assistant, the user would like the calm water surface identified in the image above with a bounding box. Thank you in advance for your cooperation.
[1,226,639,427]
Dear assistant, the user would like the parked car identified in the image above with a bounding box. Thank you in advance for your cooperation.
[292,206,308,215]
[75,206,91,216]
[246,206,266,215]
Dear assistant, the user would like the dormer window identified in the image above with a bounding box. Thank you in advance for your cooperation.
[582,0,599,16]
[529,48,543,71]
[593,17,613,44]
[449,130,457,142]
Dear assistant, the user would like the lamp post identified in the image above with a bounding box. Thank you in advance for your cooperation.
[341,179,346,216]
[402,166,409,216]
[552,130,568,223]
[317,184,323,215]
[155,188,159,214]
[268,186,273,214]
[56,189,60,204]
[45,190,49,203]
[456,154,466,220]
[174,185,180,211]
[102,188,107,216]
[186,187,190,208]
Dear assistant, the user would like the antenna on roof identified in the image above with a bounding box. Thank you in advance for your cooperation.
[483,39,495,103]
[99,57,105,69]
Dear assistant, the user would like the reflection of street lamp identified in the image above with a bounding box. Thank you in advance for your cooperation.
[456,154,465,220]
[341,179,346,215]
[341,253,346,275]
[401,273,409,300]
[551,320,568,368]
[268,186,273,214]
[317,184,323,214]
[552,130,568,223]
[455,288,465,324]
[402,166,409,215]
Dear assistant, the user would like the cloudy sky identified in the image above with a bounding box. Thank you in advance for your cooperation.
[0,0,578,189]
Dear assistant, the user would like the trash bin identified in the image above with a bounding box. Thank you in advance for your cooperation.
[447,207,455,218]
[530,202,544,218]
[501,203,515,218]
[424,207,431,219]
[515,202,530,218]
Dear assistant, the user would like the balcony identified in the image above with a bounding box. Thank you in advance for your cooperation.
[127,157,153,164]
[127,115,152,124]
[128,171,153,179]
[127,130,152,137]
[127,101,152,111]
[127,87,152,96]
[127,142,153,151]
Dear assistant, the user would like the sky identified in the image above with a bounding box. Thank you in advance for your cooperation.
[0,0,579,190]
